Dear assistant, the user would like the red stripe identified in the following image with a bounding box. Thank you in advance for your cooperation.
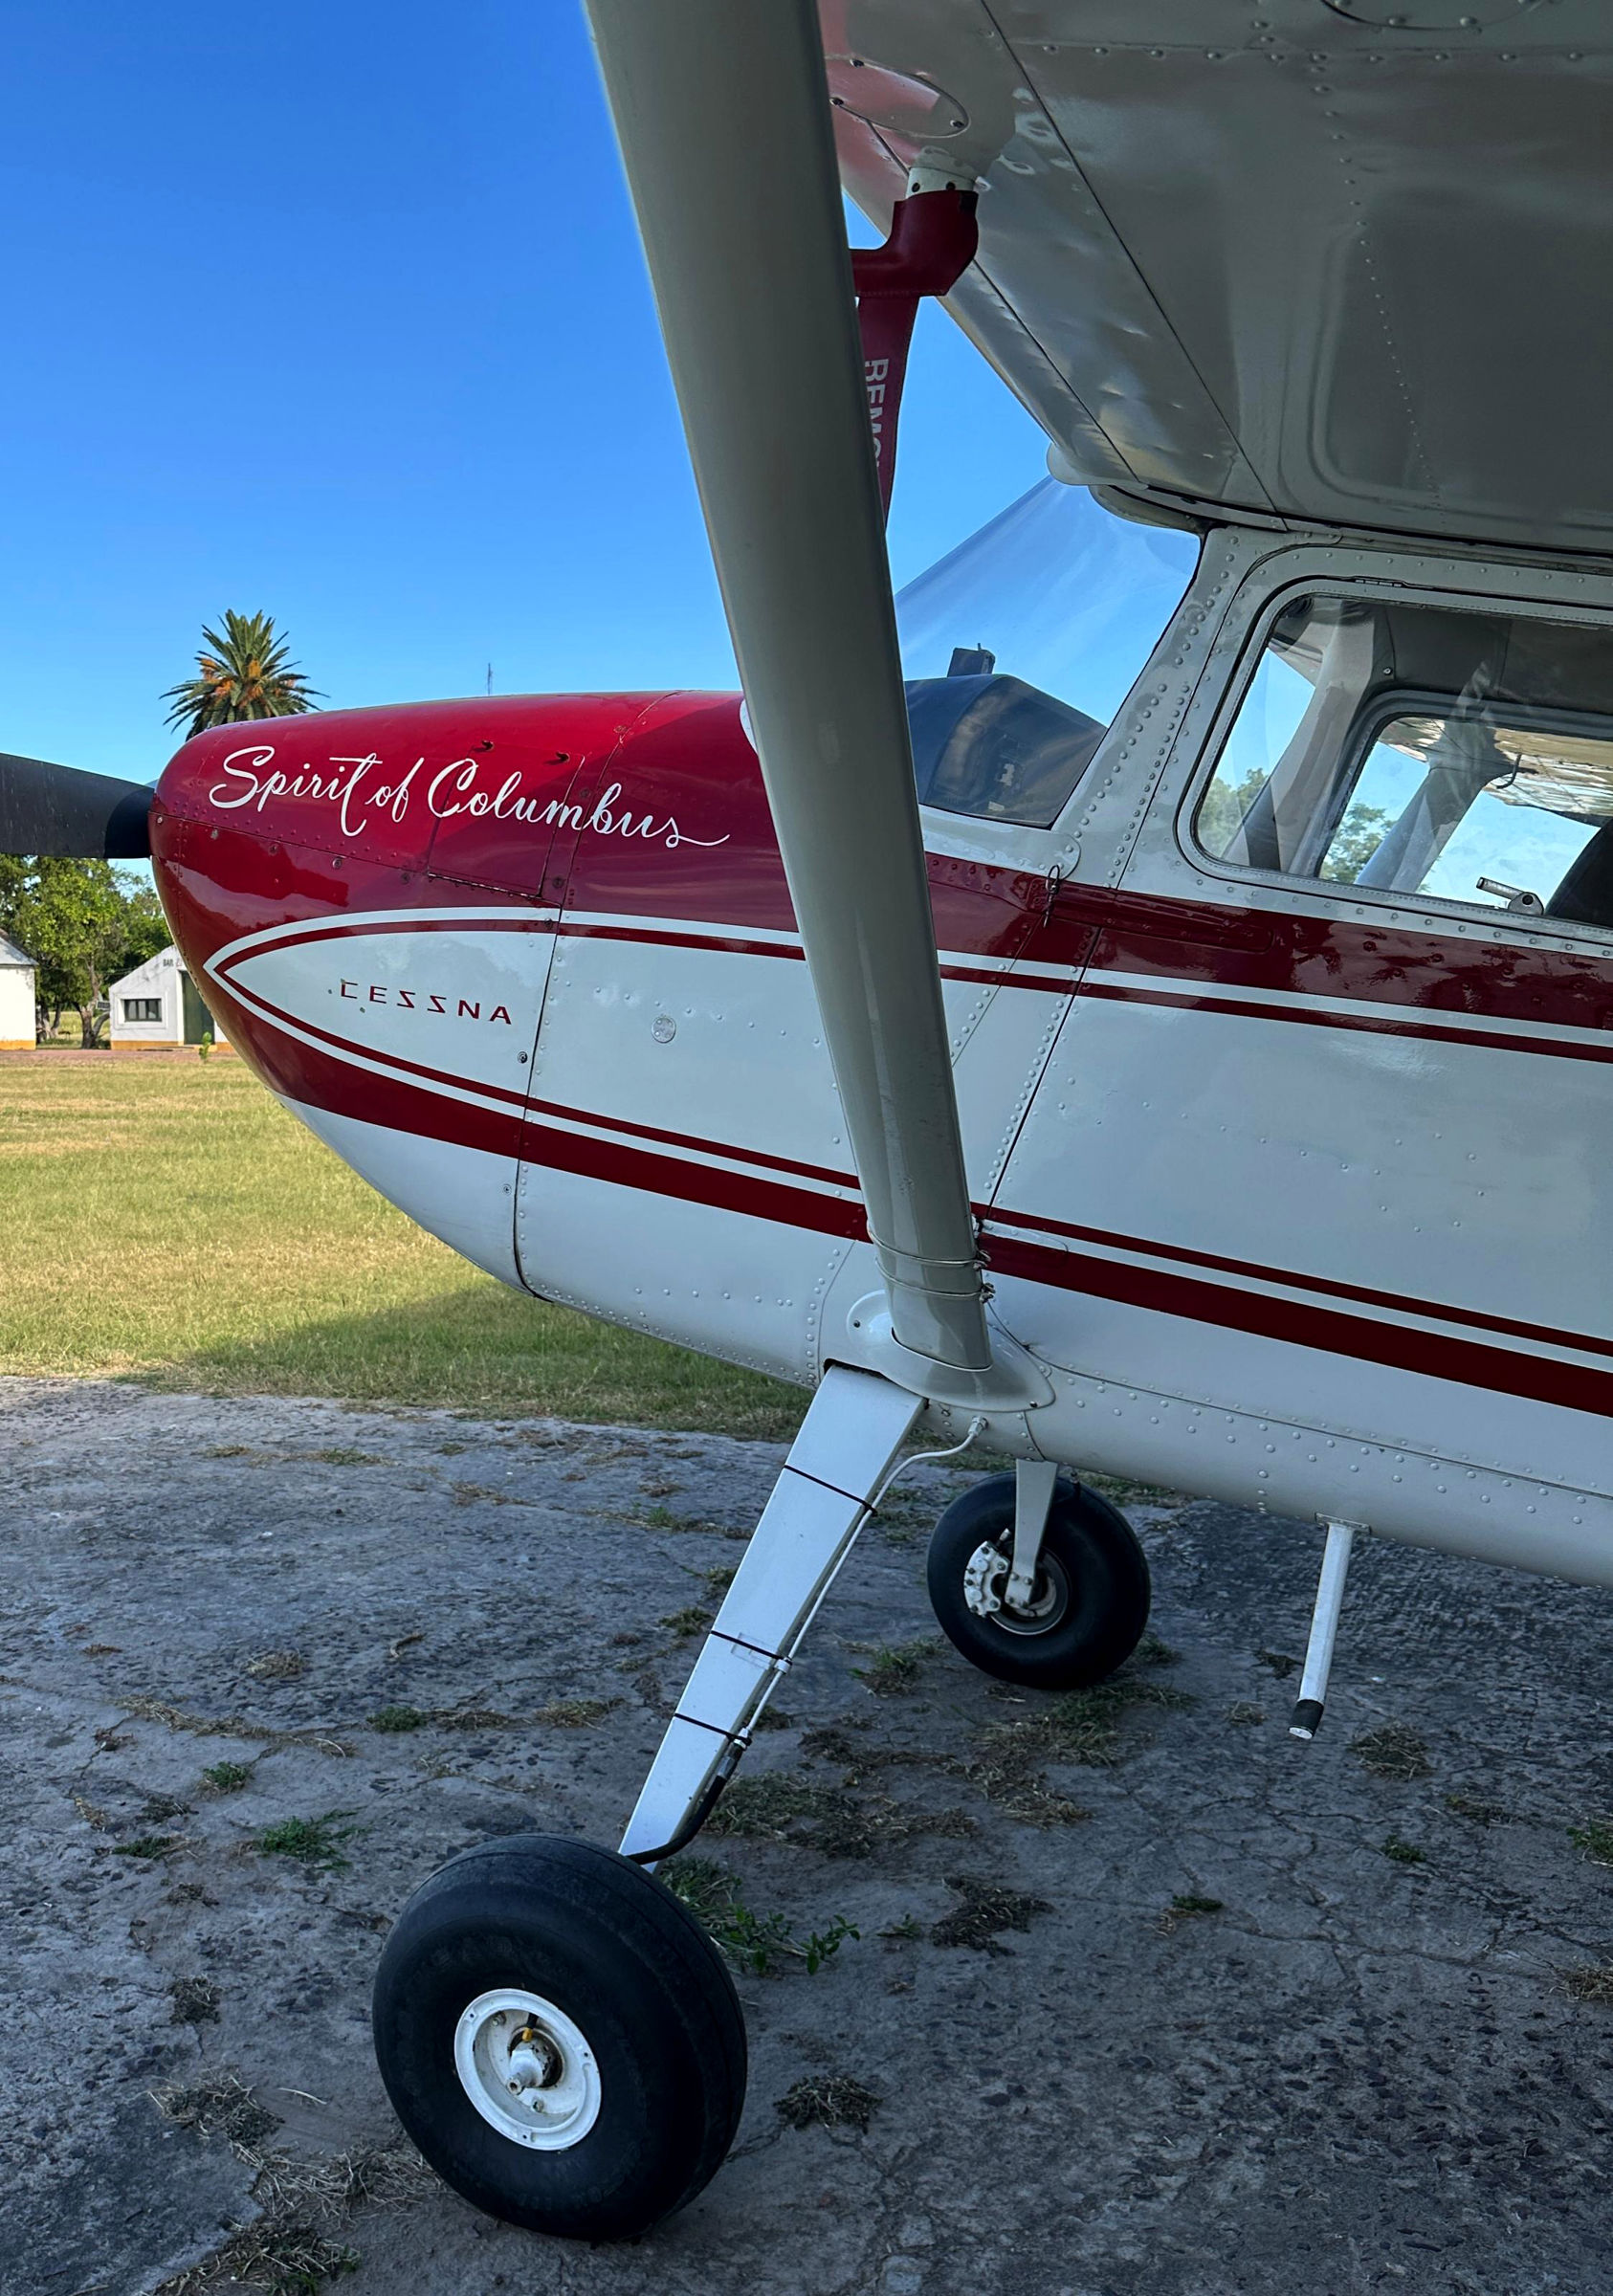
[218,1010,1613,1424]
[1076,979,1613,1066]
[555,920,806,961]
[523,1099,857,1191]
[979,1228,1613,1423]
[1088,889,1613,1038]
[219,978,534,1111]
[983,1204,1613,1364]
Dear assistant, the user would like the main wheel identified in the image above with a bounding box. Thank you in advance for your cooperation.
[926,1471,1151,1691]
[372,1833,745,2241]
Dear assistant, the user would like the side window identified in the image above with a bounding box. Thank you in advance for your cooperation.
[1193,593,1613,927]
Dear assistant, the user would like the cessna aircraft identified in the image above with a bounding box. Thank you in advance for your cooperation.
[6,0,1613,2246]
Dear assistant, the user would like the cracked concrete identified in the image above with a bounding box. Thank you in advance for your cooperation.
[3,1377,1613,2296]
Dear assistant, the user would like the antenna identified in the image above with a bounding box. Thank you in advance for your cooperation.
[486,663,493,695]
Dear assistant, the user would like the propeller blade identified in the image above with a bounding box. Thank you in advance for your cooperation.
[584,0,992,1380]
[0,752,152,860]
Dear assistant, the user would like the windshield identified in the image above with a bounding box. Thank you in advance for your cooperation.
[894,478,1200,828]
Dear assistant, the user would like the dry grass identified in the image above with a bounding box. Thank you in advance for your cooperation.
[710,1768,976,1858]
[930,1873,1051,1954]
[151,2072,433,2294]
[0,1056,803,1433]
[1562,1963,1613,2004]
[1349,1723,1433,1780]
[774,2074,881,2132]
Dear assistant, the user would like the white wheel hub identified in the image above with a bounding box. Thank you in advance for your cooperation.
[453,1988,602,2152]
[963,1538,1066,1631]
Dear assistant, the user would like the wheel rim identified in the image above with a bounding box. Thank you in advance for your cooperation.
[962,1536,1072,1637]
[453,1987,603,2152]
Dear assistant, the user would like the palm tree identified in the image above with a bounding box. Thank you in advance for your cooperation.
[163,610,323,737]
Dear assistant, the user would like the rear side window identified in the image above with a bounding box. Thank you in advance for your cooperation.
[1193,593,1613,928]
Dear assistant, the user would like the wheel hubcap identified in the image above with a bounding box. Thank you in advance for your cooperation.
[962,1537,1071,1635]
[453,1988,602,2151]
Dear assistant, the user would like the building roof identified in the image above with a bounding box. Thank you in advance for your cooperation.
[0,932,34,970]
[107,945,183,999]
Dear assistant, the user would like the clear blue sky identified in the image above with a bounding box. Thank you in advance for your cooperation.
[0,1,1049,785]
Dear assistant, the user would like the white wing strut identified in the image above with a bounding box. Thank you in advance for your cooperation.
[583,0,994,1382]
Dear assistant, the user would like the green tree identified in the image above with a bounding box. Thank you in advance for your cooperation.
[121,881,171,971]
[1319,803,1391,885]
[162,609,322,739]
[1195,764,1271,859]
[0,860,165,1047]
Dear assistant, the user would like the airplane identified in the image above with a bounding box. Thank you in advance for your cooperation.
[5,0,1613,2249]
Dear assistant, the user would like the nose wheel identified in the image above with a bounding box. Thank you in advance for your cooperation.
[926,1471,1151,1690]
[372,1834,745,2241]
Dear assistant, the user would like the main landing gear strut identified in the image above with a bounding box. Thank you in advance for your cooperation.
[372,1370,1151,2239]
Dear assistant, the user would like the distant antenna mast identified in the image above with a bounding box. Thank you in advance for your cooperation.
[486,662,494,695]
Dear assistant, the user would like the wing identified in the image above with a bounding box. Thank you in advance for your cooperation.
[825,0,1613,553]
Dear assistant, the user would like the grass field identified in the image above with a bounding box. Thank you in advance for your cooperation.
[0,1054,805,1437]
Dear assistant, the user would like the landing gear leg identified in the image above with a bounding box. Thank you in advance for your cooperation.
[620,1366,923,1859]
[372,1367,922,2239]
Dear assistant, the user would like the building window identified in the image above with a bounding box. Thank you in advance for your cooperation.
[122,998,163,1023]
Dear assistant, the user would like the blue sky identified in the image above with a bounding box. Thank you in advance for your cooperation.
[0,0,1048,786]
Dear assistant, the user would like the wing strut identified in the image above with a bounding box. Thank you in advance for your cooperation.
[584,0,1009,1389]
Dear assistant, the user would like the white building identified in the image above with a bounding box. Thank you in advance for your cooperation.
[0,933,36,1049]
[107,946,227,1049]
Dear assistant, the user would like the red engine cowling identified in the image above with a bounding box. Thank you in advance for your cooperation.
[150,688,787,1105]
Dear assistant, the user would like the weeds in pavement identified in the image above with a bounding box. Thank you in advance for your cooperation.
[852,1639,933,1696]
[1570,1818,1613,1869]
[255,1814,361,1872]
[661,1857,856,1976]
[1159,1893,1225,1934]
[201,1761,254,1794]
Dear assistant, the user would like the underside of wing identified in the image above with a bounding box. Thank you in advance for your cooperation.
[825,0,1613,553]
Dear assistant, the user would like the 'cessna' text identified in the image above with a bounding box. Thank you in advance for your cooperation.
[340,981,514,1025]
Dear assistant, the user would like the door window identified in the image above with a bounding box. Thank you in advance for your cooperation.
[1193,592,1613,927]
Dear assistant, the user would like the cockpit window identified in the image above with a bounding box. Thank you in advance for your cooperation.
[1193,592,1613,928]
[895,478,1200,828]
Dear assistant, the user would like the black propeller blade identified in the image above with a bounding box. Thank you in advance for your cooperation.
[0,752,152,860]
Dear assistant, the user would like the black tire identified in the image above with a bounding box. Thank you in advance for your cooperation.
[372,1833,746,2241]
[926,1471,1151,1691]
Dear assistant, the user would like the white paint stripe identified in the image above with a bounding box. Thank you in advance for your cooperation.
[206,905,1077,985]
[206,906,562,975]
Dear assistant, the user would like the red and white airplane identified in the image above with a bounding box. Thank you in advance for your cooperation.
[8,0,1613,2245]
